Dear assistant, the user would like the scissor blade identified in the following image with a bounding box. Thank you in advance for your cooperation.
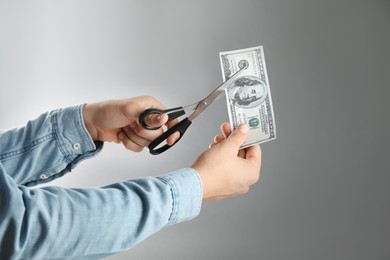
[182,102,199,115]
[189,67,246,121]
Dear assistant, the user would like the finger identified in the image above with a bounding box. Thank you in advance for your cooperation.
[166,131,180,146]
[129,121,166,142]
[213,134,225,144]
[120,130,144,152]
[245,144,262,165]
[209,142,217,149]
[122,125,151,148]
[165,119,181,145]
[122,140,144,152]
[118,131,126,142]
[245,145,261,185]
[143,113,169,128]
[132,118,179,147]
[220,122,232,139]
[225,124,249,150]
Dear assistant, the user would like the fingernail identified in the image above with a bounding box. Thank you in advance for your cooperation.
[238,124,249,134]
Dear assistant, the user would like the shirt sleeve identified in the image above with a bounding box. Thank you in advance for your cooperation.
[0,104,103,186]
[0,104,203,259]
[0,164,203,259]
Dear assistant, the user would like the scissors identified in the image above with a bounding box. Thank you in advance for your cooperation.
[139,67,246,155]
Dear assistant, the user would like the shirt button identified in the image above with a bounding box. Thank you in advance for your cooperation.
[40,174,48,180]
[73,143,81,150]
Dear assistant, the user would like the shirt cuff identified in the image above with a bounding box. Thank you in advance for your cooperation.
[157,168,203,225]
[52,104,103,166]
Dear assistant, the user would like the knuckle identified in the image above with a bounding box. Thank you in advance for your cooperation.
[240,186,250,195]
[133,146,144,153]
[249,171,260,185]
[139,95,153,102]
[128,144,143,152]
[124,143,133,151]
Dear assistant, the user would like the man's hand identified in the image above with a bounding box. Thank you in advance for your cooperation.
[82,96,179,152]
[192,123,262,201]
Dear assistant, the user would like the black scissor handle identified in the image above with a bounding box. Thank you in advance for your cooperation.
[139,107,185,130]
[148,118,192,155]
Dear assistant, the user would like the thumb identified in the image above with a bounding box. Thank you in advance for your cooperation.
[144,113,169,128]
[225,124,249,149]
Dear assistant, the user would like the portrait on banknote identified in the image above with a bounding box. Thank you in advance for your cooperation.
[227,76,268,109]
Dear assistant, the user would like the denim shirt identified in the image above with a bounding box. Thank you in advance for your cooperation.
[0,105,202,259]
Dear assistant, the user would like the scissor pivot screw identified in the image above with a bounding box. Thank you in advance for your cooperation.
[238,60,249,69]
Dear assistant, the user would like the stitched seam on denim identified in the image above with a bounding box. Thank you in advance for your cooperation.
[156,176,178,222]
[171,177,179,222]
[51,111,72,163]
[192,169,203,215]
[0,133,56,161]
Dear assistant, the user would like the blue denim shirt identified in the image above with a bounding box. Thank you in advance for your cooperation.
[0,105,202,259]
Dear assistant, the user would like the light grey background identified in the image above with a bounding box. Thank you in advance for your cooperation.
[1,0,389,259]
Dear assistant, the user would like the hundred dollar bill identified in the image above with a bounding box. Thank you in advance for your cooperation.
[219,46,276,147]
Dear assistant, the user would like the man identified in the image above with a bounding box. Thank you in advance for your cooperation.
[0,96,261,259]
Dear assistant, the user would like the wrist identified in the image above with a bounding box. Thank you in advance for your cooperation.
[191,166,212,201]
[82,103,99,141]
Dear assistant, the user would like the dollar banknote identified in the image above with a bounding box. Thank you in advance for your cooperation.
[219,46,276,147]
